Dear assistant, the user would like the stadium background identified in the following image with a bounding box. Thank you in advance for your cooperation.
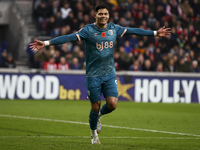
[0,0,200,149]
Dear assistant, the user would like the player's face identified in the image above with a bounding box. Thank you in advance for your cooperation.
[95,8,109,27]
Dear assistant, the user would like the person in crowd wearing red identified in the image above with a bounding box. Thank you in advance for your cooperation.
[44,57,57,70]
[57,56,71,70]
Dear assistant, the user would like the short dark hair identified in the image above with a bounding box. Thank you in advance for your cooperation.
[95,3,110,12]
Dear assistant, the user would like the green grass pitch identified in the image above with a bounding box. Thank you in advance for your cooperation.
[0,99,200,150]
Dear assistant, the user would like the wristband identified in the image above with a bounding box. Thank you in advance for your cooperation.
[153,31,157,36]
[44,40,50,46]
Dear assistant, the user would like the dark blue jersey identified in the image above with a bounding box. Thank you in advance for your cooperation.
[76,23,126,77]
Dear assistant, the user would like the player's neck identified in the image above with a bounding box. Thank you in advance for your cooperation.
[95,22,107,29]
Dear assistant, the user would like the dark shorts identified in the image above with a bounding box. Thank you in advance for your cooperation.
[86,74,118,103]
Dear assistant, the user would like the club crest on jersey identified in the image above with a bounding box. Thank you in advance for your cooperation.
[108,30,113,36]
[102,32,106,38]
[87,90,90,96]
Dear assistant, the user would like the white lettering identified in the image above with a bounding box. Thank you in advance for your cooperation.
[0,75,17,99]
[31,76,45,99]
[45,76,59,99]
[135,79,149,102]
[149,79,162,103]
[173,80,181,103]
[17,75,30,99]
[162,80,173,103]
[182,80,195,103]
[196,81,200,103]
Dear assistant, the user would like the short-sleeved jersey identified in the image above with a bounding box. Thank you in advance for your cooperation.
[76,23,127,77]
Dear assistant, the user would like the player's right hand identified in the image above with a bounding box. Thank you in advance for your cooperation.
[29,39,45,52]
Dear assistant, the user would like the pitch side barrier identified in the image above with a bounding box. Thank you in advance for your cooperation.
[0,69,200,103]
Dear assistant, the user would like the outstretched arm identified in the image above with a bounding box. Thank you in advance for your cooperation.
[29,33,78,52]
[124,26,171,38]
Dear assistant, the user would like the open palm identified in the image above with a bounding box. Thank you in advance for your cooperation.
[29,40,45,52]
[157,26,171,39]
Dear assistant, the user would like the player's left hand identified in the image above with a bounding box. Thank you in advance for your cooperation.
[157,26,171,39]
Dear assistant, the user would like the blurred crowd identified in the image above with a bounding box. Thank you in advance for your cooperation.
[25,0,200,72]
[0,41,16,68]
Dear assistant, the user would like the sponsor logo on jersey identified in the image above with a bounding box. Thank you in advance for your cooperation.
[96,41,113,51]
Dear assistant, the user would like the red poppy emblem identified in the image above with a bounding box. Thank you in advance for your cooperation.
[102,32,106,38]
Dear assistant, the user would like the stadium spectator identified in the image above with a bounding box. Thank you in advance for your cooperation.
[70,57,81,70]
[66,52,73,65]
[34,48,51,68]
[54,50,61,63]
[143,4,150,18]
[166,0,182,17]
[60,1,72,19]
[3,53,16,68]
[46,16,56,35]
[124,11,134,26]
[142,59,153,71]
[129,60,142,71]
[164,57,177,72]
[147,12,157,29]
[190,0,200,16]
[0,41,7,67]
[60,42,73,56]
[77,51,85,69]
[57,56,71,70]
[191,60,200,73]
[0,51,7,68]
[48,45,56,56]
[155,61,164,72]
[176,57,191,72]
[154,47,162,63]
[35,1,50,31]
[128,35,139,48]
[113,11,119,24]
[114,51,121,71]
[180,0,193,17]
[189,50,195,61]
[44,57,57,70]
[123,40,132,53]
[48,0,60,17]
[72,45,81,58]
[135,11,145,26]
[131,2,139,19]
[154,5,165,21]
[132,48,139,60]
[54,11,64,27]
[194,42,200,55]
[148,0,156,13]
[64,11,74,27]
[118,46,135,70]
[137,53,145,67]
[50,25,61,38]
